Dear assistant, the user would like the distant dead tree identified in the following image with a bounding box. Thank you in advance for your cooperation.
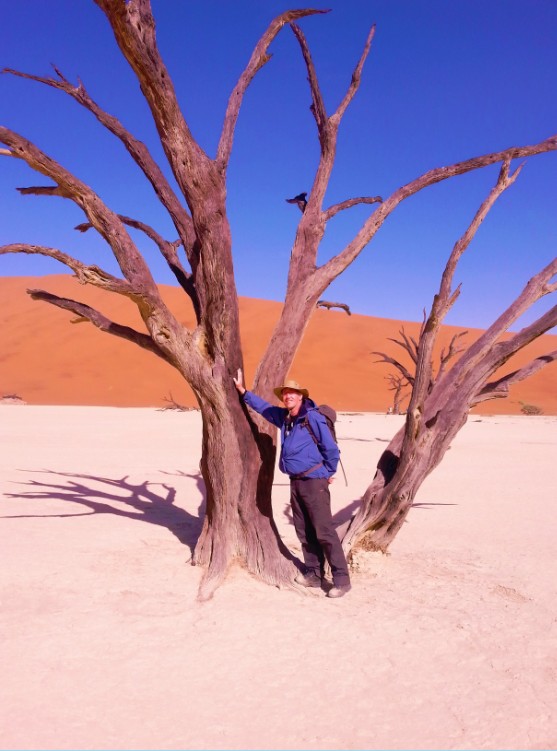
[343,160,557,556]
[1,4,556,597]
[519,401,543,416]
[316,300,352,315]
[384,374,410,415]
[159,393,197,412]
[373,325,467,414]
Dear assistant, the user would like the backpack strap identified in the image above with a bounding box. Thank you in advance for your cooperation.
[302,410,348,487]
[301,415,319,445]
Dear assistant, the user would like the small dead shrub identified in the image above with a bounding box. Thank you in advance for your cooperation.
[519,402,543,415]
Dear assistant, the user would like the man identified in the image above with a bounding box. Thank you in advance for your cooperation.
[233,369,351,598]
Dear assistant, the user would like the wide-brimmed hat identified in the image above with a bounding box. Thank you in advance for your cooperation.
[273,379,309,401]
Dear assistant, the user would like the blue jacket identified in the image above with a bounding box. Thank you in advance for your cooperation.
[243,391,339,479]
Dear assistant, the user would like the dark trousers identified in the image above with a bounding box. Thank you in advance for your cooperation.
[290,477,350,586]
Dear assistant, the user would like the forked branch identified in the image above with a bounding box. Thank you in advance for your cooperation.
[75,216,200,320]
[291,22,375,143]
[217,10,328,169]
[289,20,375,220]
[435,159,521,318]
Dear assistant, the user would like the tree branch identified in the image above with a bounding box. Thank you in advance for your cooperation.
[16,184,71,198]
[3,61,200,322]
[372,352,415,385]
[94,0,211,198]
[436,331,468,381]
[0,127,161,300]
[435,159,522,321]
[488,303,557,366]
[393,162,522,453]
[316,299,351,314]
[0,244,134,295]
[217,10,328,170]
[76,215,178,253]
[323,195,383,222]
[436,257,557,401]
[389,328,420,365]
[3,65,195,250]
[412,159,518,398]
[75,216,201,320]
[332,24,376,122]
[91,1,249,370]
[27,288,173,362]
[473,350,557,404]
[276,20,377,293]
[316,136,557,287]
[290,22,329,144]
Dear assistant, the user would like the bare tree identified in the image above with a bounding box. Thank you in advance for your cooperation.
[159,393,197,413]
[343,160,557,556]
[1,3,556,597]
[385,375,410,415]
[374,325,467,414]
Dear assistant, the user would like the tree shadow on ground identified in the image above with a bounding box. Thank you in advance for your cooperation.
[3,469,206,556]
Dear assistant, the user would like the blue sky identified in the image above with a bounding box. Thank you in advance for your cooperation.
[1,1,556,330]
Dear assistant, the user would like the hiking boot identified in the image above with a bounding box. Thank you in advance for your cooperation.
[327,583,352,598]
[294,571,322,588]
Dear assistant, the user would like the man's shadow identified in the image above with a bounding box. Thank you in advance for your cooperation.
[3,469,206,557]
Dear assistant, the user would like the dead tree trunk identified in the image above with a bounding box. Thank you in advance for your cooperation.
[1,5,556,597]
[343,161,557,556]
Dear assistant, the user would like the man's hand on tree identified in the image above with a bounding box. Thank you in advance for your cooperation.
[232,368,246,395]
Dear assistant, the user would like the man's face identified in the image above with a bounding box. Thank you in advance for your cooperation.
[281,388,303,413]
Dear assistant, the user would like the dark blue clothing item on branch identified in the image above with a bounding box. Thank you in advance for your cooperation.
[242,391,339,479]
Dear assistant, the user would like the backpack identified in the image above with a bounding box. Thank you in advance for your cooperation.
[302,405,348,485]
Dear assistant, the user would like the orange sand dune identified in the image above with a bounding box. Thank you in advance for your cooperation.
[1,274,556,414]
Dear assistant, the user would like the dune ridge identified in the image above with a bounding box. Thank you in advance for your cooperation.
[1,274,556,414]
